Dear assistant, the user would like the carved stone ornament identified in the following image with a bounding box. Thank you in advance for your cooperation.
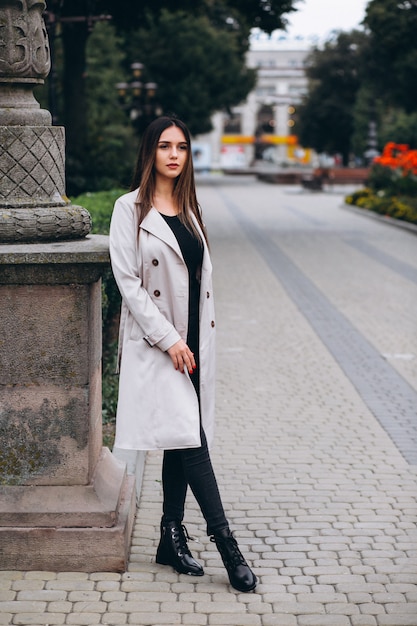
[0,1,92,242]
[0,0,50,81]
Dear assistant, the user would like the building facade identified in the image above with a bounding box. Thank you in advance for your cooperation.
[194,30,315,170]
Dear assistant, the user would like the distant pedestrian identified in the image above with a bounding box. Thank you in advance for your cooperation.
[109,116,257,592]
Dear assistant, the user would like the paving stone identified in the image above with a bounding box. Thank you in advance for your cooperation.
[12,581,44,591]
[101,613,127,624]
[359,603,386,615]
[12,614,65,625]
[101,591,126,601]
[16,590,67,602]
[209,615,262,625]
[351,617,378,626]
[90,573,121,581]
[0,601,46,613]
[377,617,417,626]
[45,581,94,592]
[195,601,247,613]
[297,617,351,626]
[65,614,101,625]
[127,613,181,624]
[72,601,107,613]
[47,601,73,613]
[260,616,297,626]
[385,602,417,613]
[68,591,101,602]
[272,602,326,615]
[183,615,208,625]
[160,601,195,612]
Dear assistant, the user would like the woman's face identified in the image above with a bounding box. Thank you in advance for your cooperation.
[154,125,189,181]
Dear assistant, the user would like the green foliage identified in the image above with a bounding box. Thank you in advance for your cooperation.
[72,189,125,439]
[104,0,297,37]
[101,340,119,448]
[378,109,417,149]
[364,0,417,113]
[128,10,256,135]
[299,1,417,162]
[350,85,383,158]
[83,23,137,192]
[345,187,417,225]
[368,164,417,196]
[297,31,367,164]
[73,188,126,234]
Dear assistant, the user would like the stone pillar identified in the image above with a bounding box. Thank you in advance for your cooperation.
[0,0,90,241]
[0,1,136,571]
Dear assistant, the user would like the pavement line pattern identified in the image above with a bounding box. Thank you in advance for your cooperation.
[218,189,417,465]
[282,199,417,286]
[283,200,417,286]
[341,238,417,288]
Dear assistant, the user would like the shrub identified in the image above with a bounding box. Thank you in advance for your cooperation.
[345,188,417,225]
[346,143,417,226]
[370,143,417,196]
[72,189,127,447]
[74,188,125,234]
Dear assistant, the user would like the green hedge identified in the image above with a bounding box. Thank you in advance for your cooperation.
[72,189,127,448]
[345,188,417,226]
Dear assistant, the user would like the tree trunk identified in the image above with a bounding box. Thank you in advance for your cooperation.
[61,22,89,193]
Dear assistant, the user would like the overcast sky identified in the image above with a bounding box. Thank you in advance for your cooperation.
[285,0,369,38]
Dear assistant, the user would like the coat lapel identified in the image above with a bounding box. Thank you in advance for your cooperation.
[140,207,212,275]
[140,207,183,259]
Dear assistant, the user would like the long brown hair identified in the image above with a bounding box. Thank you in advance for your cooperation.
[130,116,208,243]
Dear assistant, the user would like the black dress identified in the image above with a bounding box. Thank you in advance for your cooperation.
[161,214,203,396]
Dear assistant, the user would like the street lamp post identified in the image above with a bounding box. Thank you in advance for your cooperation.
[116,63,161,133]
[364,119,379,165]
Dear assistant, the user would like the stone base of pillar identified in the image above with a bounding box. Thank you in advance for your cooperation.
[0,448,136,571]
[0,236,136,572]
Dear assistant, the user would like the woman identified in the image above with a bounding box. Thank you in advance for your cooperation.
[109,116,256,593]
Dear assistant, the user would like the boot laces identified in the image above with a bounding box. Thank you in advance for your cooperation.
[171,524,192,557]
[211,534,247,568]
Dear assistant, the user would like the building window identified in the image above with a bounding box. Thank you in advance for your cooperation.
[257,104,275,134]
[223,112,242,134]
[255,86,276,97]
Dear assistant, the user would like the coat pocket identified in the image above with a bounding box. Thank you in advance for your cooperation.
[128,316,143,342]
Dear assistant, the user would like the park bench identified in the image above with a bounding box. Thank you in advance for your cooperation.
[301,167,370,190]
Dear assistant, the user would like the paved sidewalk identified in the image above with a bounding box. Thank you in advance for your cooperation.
[1,180,417,625]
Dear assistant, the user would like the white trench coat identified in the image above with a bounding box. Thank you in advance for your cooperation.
[109,189,216,451]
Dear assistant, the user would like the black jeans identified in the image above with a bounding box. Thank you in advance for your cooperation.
[162,425,229,536]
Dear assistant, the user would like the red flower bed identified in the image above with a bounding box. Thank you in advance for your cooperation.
[374,142,417,176]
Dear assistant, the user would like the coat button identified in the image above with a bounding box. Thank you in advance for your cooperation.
[152,259,159,266]
[206,291,210,298]
[154,290,161,297]
[211,320,215,327]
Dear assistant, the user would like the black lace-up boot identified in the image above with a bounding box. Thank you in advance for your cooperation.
[156,520,204,576]
[211,528,257,592]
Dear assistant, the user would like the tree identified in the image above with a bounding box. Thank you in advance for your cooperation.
[350,84,383,160]
[127,11,256,136]
[43,0,298,192]
[378,109,417,149]
[107,0,297,35]
[82,22,136,191]
[297,31,367,165]
[363,0,417,114]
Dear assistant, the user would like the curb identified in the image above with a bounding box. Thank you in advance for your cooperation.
[342,202,417,235]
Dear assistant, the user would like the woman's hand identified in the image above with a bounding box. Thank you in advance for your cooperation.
[167,339,196,374]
